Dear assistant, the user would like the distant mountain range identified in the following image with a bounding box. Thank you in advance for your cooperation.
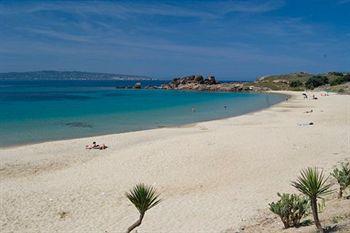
[0,71,155,80]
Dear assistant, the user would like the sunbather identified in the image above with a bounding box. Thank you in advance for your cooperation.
[99,144,108,150]
[86,141,100,149]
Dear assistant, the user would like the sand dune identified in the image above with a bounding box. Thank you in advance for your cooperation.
[0,91,349,232]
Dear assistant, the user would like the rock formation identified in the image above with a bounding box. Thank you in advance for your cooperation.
[161,75,268,92]
[133,82,142,89]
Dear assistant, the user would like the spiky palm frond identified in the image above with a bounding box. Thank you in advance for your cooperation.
[291,167,333,199]
[126,183,161,215]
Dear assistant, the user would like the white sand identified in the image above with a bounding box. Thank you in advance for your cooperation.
[0,91,349,233]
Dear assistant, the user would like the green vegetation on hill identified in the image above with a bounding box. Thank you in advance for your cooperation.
[252,72,350,93]
[305,75,329,89]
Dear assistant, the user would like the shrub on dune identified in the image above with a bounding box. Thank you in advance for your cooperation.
[292,167,332,232]
[305,76,329,89]
[125,183,161,233]
[289,80,303,88]
[331,162,350,198]
[269,193,309,228]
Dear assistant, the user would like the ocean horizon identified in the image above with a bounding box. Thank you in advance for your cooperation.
[0,80,285,147]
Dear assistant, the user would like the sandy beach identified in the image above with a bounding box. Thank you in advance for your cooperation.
[0,91,349,233]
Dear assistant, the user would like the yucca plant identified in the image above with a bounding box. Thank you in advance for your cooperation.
[125,183,161,233]
[331,162,350,198]
[292,167,332,232]
[269,193,310,228]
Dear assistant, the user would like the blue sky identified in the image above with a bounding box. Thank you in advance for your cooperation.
[0,0,349,80]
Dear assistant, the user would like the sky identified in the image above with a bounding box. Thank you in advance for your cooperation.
[0,0,349,80]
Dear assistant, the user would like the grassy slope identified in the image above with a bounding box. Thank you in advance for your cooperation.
[246,72,350,93]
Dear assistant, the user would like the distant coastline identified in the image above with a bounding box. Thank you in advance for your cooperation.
[0,70,156,81]
[1,70,349,94]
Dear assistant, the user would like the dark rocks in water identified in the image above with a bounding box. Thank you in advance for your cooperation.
[144,85,161,89]
[115,86,133,89]
[115,82,143,89]
[133,82,142,89]
[65,122,93,128]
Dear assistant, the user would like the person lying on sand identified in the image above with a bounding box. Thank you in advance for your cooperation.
[86,142,101,149]
[305,109,313,114]
[99,144,108,150]
[86,142,108,150]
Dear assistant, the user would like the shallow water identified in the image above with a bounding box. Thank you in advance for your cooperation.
[0,80,285,147]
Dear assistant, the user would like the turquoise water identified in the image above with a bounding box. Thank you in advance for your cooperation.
[0,80,285,147]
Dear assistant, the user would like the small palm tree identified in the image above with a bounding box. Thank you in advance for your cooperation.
[292,167,332,232]
[125,183,161,233]
[331,162,350,198]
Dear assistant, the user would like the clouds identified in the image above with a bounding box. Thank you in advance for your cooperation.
[0,0,349,79]
[0,0,285,18]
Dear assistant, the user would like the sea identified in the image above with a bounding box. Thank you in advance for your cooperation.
[0,80,285,147]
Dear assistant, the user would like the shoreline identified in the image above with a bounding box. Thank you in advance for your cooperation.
[1,91,349,232]
[0,91,286,149]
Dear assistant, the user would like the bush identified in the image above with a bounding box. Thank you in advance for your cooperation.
[329,72,343,76]
[331,162,350,198]
[305,76,329,89]
[330,74,350,86]
[289,80,303,88]
[269,193,310,228]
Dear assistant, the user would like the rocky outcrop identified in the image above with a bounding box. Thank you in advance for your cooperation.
[161,75,269,92]
[162,75,218,90]
[171,75,217,86]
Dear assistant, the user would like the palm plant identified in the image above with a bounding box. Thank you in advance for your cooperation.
[125,183,161,233]
[331,162,350,198]
[292,167,332,232]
